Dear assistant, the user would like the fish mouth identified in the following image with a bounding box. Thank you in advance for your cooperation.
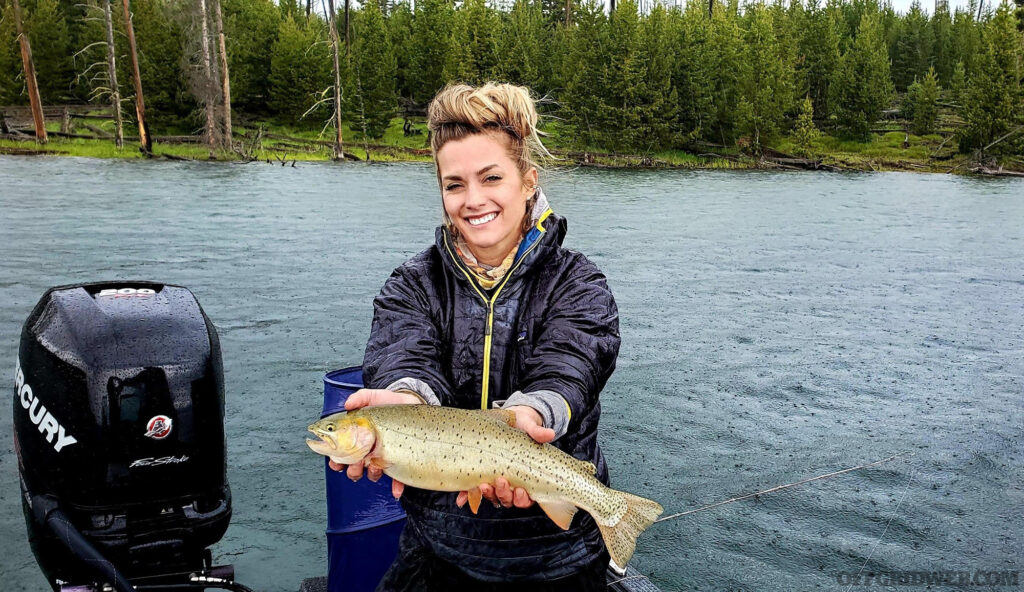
[305,429,337,454]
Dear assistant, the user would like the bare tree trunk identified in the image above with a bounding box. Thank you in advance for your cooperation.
[708,0,713,17]
[12,0,47,144]
[121,0,151,154]
[343,0,350,53]
[327,0,344,160]
[564,0,572,26]
[103,0,124,149]
[609,0,615,12]
[306,0,311,17]
[211,0,231,150]
[197,0,217,151]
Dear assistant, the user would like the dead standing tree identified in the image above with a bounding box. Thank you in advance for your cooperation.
[327,0,344,160]
[211,0,231,150]
[185,0,231,154]
[103,0,124,148]
[196,0,218,152]
[12,0,47,143]
[121,0,152,154]
[71,0,126,148]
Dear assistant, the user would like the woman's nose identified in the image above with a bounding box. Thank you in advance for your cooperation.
[464,182,488,209]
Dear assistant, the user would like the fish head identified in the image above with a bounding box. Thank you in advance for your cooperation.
[306,412,376,465]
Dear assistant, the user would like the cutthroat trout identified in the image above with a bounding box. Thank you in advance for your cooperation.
[306,404,663,569]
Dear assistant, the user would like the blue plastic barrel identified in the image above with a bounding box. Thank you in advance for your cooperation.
[322,367,406,592]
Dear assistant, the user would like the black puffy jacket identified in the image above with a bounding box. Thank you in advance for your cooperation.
[362,210,621,582]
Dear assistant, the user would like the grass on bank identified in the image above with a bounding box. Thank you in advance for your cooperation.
[0,114,992,173]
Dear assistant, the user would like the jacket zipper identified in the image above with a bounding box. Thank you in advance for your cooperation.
[442,210,552,409]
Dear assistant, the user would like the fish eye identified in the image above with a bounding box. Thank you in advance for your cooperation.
[326,425,334,431]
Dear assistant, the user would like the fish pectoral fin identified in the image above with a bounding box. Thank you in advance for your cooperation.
[537,499,578,530]
[480,409,517,428]
[467,488,482,514]
[367,456,391,470]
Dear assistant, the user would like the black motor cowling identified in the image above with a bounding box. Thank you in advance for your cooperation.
[14,281,231,589]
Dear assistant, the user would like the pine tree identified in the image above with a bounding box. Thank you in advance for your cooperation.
[950,59,967,103]
[387,2,414,100]
[830,11,893,139]
[561,0,608,147]
[223,0,281,115]
[792,96,822,156]
[268,14,331,122]
[905,67,939,135]
[408,0,453,104]
[892,0,933,91]
[350,0,396,138]
[124,0,191,124]
[951,6,981,77]
[495,0,546,89]
[674,1,716,141]
[960,1,1023,155]
[24,0,73,103]
[709,2,745,145]
[799,0,842,118]
[0,2,21,105]
[445,0,500,84]
[636,3,678,150]
[602,0,645,151]
[737,3,792,149]
[931,2,954,83]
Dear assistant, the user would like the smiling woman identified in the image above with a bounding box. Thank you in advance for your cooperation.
[333,82,623,591]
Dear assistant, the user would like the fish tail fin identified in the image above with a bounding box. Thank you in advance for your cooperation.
[597,491,663,570]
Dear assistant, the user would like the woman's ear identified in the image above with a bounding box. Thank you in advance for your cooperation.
[523,167,538,198]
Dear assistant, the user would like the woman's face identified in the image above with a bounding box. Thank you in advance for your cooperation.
[437,132,538,267]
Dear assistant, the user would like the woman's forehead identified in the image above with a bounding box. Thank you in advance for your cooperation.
[436,133,517,178]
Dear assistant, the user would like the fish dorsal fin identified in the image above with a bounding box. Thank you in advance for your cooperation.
[537,499,579,530]
[480,408,517,427]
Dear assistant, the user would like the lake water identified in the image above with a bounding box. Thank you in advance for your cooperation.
[0,157,1022,591]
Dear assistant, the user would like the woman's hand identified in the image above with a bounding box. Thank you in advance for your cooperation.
[455,405,555,511]
[327,388,421,491]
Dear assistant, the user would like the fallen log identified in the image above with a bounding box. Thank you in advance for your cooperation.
[969,165,1024,177]
[82,123,113,138]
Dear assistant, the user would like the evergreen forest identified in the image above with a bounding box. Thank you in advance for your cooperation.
[1,0,1023,161]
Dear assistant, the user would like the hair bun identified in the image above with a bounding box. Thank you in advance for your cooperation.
[427,82,552,181]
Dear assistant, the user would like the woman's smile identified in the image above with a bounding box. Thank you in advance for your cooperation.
[467,212,498,226]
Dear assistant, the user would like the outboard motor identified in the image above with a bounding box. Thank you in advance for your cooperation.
[14,282,243,591]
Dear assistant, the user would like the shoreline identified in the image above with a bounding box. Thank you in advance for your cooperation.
[2,120,1021,176]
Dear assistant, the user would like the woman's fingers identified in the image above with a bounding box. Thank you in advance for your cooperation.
[392,479,405,499]
[495,477,514,508]
[346,462,364,482]
[367,465,383,483]
[456,491,468,508]
[328,460,345,472]
[345,389,422,411]
[479,483,498,506]
[512,487,533,508]
[525,423,556,444]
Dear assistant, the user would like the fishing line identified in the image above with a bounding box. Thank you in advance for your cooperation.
[654,452,913,524]
[843,464,916,592]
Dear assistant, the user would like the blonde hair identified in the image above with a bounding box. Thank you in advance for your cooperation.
[427,82,552,189]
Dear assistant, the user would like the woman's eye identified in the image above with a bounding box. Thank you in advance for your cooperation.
[446,184,462,191]
[485,175,501,182]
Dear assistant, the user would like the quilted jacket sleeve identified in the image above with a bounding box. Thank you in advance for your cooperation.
[362,264,452,405]
[518,254,620,434]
